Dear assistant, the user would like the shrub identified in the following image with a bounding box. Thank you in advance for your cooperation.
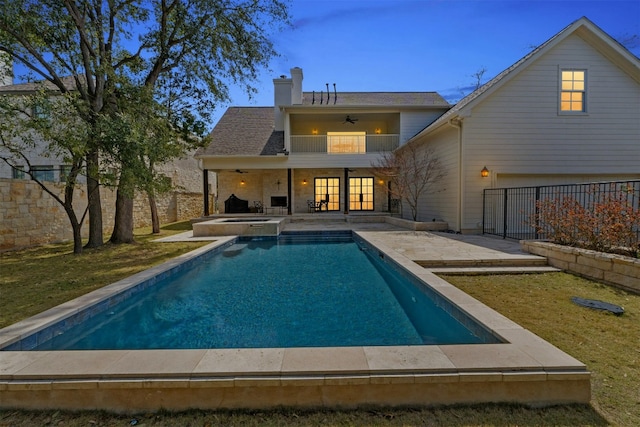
[531,185,640,257]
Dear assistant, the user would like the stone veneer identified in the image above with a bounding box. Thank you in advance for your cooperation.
[0,179,202,251]
[521,241,640,294]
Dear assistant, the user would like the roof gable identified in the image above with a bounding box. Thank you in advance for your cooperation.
[412,16,640,138]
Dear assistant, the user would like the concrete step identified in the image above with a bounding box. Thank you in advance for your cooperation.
[428,266,561,275]
[415,258,549,268]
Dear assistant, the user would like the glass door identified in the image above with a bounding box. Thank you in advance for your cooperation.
[349,177,374,211]
[314,177,340,211]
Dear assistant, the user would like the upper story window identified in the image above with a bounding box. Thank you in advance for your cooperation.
[560,70,586,113]
[59,165,72,183]
[327,131,366,154]
[11,166,26,179]
[32,101,50,119]
[31,165,54,181]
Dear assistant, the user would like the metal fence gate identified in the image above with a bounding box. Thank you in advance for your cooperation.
[482,180,640,240]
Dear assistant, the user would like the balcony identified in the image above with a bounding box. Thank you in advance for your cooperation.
[289,134,399,154]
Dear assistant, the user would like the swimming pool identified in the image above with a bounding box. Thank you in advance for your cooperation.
[0,230,591,412]
[10,233,498,351]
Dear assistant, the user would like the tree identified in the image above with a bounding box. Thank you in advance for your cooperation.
[1,0,290,247]
[371,143,446,221]
[0,87,89,254]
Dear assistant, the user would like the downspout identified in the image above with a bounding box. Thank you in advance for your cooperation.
[448,118,463,232]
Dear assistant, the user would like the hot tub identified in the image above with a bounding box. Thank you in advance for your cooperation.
[192,217,285,237]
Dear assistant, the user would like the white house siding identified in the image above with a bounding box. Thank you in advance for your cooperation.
[399,111,444,145]
[414,125,459,227]
[460,33,640,233]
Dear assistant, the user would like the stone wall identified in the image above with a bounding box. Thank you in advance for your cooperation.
[521,240,640,294]
[0,178,203,251]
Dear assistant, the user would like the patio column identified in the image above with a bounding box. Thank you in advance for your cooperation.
[344,168,349,214]
[203,169,209,216]
[287,168,292,215]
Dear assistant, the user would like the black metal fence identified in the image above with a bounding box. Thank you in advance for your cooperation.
[483,180,640,240]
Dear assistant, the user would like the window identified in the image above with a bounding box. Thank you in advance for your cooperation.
[11,166,26,179]
[560,70,586,112]
[32,101,50,119]
[30,165,54,181]
[59,165,72,183]
[327,132,366,154]
[314,177,340,211]
[349,177,374,211]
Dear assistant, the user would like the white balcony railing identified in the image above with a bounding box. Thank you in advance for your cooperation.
[289,134,399,154]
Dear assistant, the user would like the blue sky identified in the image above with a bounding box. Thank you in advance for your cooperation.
[220,0,639,125]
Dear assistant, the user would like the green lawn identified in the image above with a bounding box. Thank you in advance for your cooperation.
[1,226,638,426]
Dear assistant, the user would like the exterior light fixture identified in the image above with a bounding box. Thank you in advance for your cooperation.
[375,128,381,134]
[240,179,246,185]
[312,128,318,135]
[378,179,385,185]
[481,166,489,178]
[302,179,307,184]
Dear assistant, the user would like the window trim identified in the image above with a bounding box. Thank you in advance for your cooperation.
[558,67,588,115]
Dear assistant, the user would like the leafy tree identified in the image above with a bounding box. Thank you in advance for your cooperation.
[0,87,89,254]
[0,0,290,247]
[371,143,446,221]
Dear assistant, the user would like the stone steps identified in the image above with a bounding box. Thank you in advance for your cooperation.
[428,266,561,275]
[415,258,549,268]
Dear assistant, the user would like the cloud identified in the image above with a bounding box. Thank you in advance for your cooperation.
[291,1,427,31]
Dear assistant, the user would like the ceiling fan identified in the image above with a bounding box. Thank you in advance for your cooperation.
[343,115,358,124]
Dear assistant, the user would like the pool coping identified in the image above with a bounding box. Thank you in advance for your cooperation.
[0,232,590,411]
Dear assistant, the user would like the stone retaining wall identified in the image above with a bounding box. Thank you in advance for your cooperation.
[521,240,640,294]
[0,178,202,251]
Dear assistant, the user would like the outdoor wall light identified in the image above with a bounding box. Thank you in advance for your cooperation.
[240,179,246,185]
[375,128,382,134]
[481,166,489,178]
[312,128,318,135]
[302,179,307,184]
[378,179,385,185]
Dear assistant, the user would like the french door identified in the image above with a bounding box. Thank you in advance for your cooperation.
[349,177,374,211]
[314,177,340,211]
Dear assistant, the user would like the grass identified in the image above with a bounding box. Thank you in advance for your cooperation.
[0,221,208,328]
[0,227,638,426]
[444,273,640,427]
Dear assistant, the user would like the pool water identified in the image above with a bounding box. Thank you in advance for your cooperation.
[34,236,492,350]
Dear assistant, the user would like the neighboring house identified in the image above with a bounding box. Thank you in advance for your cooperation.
[0,66,77,183]
[408,17,640,233]
[0,60,202,193]
[197,17,640,232]
[195,68,451,215]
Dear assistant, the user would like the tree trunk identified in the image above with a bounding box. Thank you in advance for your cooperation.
[148,192,160,234]
[67,209,84,254]
[84,149,103,248]
[63,180,84,255]
[110,188,135,243]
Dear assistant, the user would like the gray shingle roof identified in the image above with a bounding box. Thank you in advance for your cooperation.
[195,107,283,157]
[299,91,449,107]
[0,76,78,93]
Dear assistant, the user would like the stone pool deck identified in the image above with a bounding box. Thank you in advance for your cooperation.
[0,220,589,412]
